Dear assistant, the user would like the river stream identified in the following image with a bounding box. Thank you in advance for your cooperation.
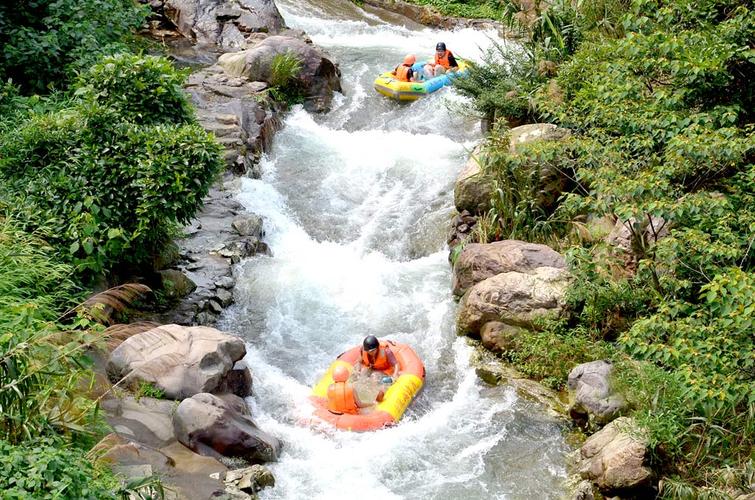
[217,1,571,498]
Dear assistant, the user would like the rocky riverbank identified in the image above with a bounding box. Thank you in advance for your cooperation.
[359,0,506,33]
[95,1,344,497]
[449,125,657,499]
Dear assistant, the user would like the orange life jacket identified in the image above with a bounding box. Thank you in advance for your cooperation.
[435,50,454,69]
[361,341,392,371]
[394,64,412,82]
[327,381,359,414]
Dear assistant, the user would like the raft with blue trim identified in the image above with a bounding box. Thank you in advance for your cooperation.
[310,341,425,431]
[373,59,469,101]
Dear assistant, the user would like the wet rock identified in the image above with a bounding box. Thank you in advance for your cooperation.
[232,214,264,238]
[568,360,627,427]
[214,287,235,308]
[107,324,247,399]
[577,417,653,495]
[225,465,275,494]
[163,0,284,48]
[447,210,478,249]
[159,269,197,299]
[218,35,342,113]
[216,276,236,289]
[173,393,282,463]
[454,146,493,215]
[452,239,566,297]
[480,321,523,353]
[216,365,253,397]
[458,267,569,336]
[571,479,597,500]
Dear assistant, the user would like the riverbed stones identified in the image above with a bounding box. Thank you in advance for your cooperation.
[453,146,493,215]
[577,417,653,494]
[224,465,275,495]
[159,269,198,299]
[452,239,566,297]
[568,360,627,427]
[218,35,342,113]
[457,266,569,336]
[107,324,247,400]
[162,0,285,48]
[480,321,523,353]
[232,214,264,238]
[173,393,282,463]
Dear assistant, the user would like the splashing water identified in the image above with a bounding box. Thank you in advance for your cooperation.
[218,1,570,498]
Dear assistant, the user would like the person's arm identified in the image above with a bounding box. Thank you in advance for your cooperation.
[448,52,459,68]
[408,68,415,82]
[385,347,399,377]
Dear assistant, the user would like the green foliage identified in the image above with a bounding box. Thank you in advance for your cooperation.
[462,0,755,489]
[268,52,305,106]
[135,381,165,401]
[74,54,194,126]
[0,56,223,278]
[396,0,504,20]
[0,0,147,93]
[0,439,119,499]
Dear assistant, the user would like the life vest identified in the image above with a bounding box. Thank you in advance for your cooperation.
[394,64,412,82]
[327,382,359,414]
[434,50,454,69]
[361,341,392,371]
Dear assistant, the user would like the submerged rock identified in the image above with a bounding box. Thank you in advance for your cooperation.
[173,393,282,463]
[457,266,570,336]
[568,360,626,427]
[107,324,247,399]
[452,239,566,297]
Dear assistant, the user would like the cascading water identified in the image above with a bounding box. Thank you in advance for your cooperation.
[218,1,571,498]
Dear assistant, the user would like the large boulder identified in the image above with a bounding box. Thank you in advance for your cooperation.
[452,239,566,296]
[163,0,285,48]
[107,324,247,400]
[458,266,569,336]
[218,36,342,112]
[480,321,523,353]
[568,360,626,427]
[174,393,281,463]
[453,146,494,215]
[577,417,653,495]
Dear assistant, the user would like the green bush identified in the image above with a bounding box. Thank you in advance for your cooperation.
[74,54,194,126]
[0,439,119,499]
[0,0,147,93]
[0,56,223,278]
[268,52,305,106]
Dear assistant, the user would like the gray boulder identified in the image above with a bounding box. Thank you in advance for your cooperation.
[158,269,197,299]
[578,417,653,494]
[452,239,566,296]
[174,393,281,463]
[232,214,264,238]
[453,146,493,215]
[107,324,247,400]
[457,266,569,336]
[480,321,523,353]
[218,36,342,112]
[568,360,626,426]
[164,0,285,48]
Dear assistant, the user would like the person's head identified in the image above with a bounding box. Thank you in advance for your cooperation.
[403,54,416,66]
[362,335,380,363]
[436,42,446,53]
[333,365,349,383]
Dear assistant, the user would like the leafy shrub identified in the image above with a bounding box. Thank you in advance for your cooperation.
[0,56,223,278]
[0,439,119,499]
[0,0,147,93]
[74,54,194,126]
[268,52,305,106]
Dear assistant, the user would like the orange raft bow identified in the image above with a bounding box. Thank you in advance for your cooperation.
[310,342,425,431]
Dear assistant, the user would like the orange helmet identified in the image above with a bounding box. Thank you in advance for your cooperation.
[403,54,416,65]
[332,365,350,383]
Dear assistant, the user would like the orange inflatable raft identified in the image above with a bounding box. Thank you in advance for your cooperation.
[310,341,425,431]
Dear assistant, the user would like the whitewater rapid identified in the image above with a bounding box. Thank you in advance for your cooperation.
[217,1,570,498]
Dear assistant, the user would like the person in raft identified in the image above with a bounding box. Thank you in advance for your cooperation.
[357,335,399,378]
[327,365,383,415]
[392,54,418,82]
[423,42,459,79]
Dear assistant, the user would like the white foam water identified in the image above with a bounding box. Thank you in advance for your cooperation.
[217,1,570,498]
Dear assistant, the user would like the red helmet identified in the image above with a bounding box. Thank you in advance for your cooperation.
[332,365,349,383]
[403,54,416,65]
